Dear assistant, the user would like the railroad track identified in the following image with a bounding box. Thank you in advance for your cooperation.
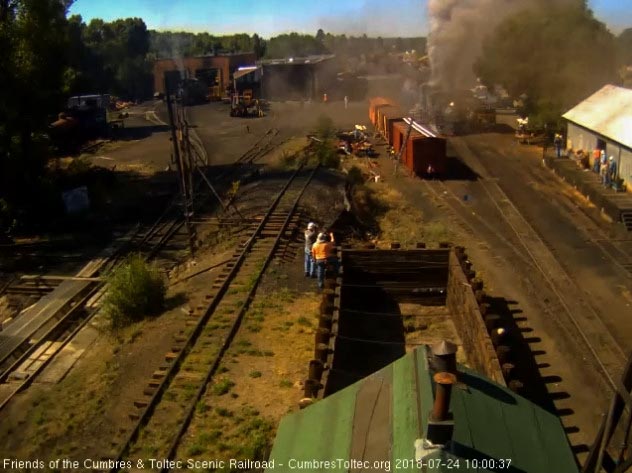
[529,164,632,278]
[235,128,281,165]
[135,127,284,267]
[106,164,317,472]
[423,177,625,391]
[0,122,285,412]
[0,283,105,410]
[0,214,189,412]
[0,231,142,412]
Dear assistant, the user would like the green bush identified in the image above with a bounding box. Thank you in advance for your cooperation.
[103,254,166,328]
[212,378,235,396]
[316,142,340,169]
[66,156,92,176]
[315,115,335,140]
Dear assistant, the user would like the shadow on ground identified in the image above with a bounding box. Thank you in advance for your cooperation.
[110,124,170,141]
[484,295,589,455]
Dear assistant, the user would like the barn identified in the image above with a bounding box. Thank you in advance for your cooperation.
[564,85,632,189]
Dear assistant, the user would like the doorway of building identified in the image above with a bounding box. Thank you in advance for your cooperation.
[597,138,607,152]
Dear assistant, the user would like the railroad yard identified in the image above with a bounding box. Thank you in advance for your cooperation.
[1,3,632,472]
[0,90,629,471]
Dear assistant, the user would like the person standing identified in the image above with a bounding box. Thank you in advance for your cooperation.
[304,222,318,277]
[554,133,563,158]
[592,148,601,173]
[600,159,609,187]
[608,156,617,188]
[311,231,335,290]
[344,95,349,109]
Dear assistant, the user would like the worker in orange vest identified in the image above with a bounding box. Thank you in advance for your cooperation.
[311,231,335,289]
[323,93,328,104]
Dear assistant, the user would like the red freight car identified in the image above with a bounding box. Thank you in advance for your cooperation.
[369,97,392,126]
[375,104,393,133]
[380,107,405,145]
[407,135,447,176]
[392,121,407,154]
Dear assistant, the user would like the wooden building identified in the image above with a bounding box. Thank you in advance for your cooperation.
[153,53,256,95]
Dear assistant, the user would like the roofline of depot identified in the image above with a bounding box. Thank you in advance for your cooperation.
[565,118,632,153]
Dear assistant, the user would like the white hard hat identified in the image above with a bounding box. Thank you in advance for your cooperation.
[317,232,327,242]
[308,222,317,230]
[609,156,614,161]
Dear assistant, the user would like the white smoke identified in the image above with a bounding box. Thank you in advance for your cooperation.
[426,0,578,92]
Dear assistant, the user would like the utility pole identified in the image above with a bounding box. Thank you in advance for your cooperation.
[164,74,196,256]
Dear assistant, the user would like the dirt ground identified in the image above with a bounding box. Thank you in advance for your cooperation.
[0,102,348,466]
[355,133,620,462]
[2,90,616,469]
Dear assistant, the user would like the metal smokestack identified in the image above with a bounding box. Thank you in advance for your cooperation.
[431,372,456,422]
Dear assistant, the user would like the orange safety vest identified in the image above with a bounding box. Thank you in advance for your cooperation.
[312,241,334,261]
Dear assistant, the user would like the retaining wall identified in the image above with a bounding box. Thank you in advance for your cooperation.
[446,250,505,386]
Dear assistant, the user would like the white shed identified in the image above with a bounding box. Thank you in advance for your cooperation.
[563,84,632,188]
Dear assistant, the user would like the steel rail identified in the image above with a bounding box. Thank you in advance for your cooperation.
[424,177,624,391]
[161,165,318,471]
[0,284,103,411]
[108,164,317,471]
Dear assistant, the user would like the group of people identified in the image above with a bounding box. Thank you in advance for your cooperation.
[304,222,338,290]
[591,149,618,188]
[321,93,349,109]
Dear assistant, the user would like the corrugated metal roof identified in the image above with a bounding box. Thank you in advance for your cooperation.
[258,54,336,66]
[267,347,578,473]
[233,67,259,80]
[563,84,632,150]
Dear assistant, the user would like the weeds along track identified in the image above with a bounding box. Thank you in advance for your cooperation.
[0,128,286,412]
[0,193,190,411]
[106,164,317,472]
[423,178,624,392]
[0,227,149,411]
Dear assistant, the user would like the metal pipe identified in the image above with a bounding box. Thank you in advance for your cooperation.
[431,340,457,374]
[432,372,457,421]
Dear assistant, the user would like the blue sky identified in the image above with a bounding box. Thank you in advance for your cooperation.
[68,0,630,37]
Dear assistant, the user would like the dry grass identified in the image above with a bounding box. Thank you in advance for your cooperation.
[177,287,318,465]
[0,334,119,460]
[351,181,453,247]
[266,137,310,170]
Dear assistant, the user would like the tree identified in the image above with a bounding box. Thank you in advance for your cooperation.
[0,0,71,229]
[265,33,329,59]
[253,33,266,59]
[316,28,325,43]
[474,3,616,128]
